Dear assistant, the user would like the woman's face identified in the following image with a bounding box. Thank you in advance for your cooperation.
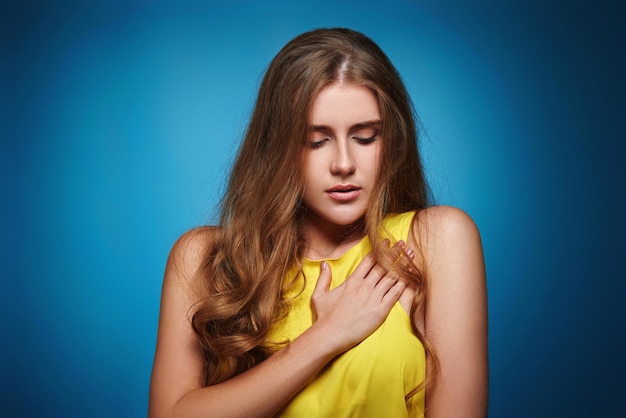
[301,82,382,230]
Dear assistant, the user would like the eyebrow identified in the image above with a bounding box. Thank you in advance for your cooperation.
[309,120,382,133]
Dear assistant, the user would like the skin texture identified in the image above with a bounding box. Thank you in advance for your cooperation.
[301,82,383,260]
[149,232,409,417]
[148,82,488,417]
[410,206,488,417]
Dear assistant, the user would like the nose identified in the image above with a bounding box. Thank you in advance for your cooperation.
[330,139,356,176]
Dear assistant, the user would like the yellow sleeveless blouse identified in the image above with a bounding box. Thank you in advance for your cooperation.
[267,212,425,417]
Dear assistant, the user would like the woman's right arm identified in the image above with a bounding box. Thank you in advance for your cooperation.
[148,229,408,418]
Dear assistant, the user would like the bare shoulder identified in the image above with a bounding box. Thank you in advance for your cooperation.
[150,227,218,416]
[410,208,488,415]
[409,205,484,285]
[412,205,480,241]
[164,226,218,289]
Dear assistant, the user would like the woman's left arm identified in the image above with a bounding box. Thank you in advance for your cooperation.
[412,206,488,418]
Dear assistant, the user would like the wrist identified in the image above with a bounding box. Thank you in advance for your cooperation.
[300,321,348,360]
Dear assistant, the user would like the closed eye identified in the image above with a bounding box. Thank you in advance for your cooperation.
[308,138,329,149]
[353,135,378,145]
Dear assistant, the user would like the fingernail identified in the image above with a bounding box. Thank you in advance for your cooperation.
[404,247,415,258]
[321,261,327,271]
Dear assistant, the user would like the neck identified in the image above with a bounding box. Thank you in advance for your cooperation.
[301,213,366,260]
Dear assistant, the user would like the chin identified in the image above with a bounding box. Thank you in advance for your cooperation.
[303,204,369,230]
[323,211,367,228]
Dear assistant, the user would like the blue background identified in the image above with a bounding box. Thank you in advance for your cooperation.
[2,0,624,416]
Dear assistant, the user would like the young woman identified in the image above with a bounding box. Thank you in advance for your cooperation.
[149,28,488,417]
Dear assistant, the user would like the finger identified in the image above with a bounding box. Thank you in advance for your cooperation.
[363,240,405,287]
[312,261,332,296]
[363,262,388,288]
[380,240,406,266]
[381,240,418,281]
[373,275,400,296]
[380,279,407,308]
[347,252,377,282]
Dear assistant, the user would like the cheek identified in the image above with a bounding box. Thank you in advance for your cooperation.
[371,144,383,173]
[301,159,323,193]
[302,152,328,176]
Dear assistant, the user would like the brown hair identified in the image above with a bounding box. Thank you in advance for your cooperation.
[191,28,434,390]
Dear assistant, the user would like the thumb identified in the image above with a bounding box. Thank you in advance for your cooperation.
[313,261,332,296]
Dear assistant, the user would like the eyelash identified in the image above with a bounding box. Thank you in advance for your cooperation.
[308,139,328,149]
[354,135,378,145]
[308,135,378,148]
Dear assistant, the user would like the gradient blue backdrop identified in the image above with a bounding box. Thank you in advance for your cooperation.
[2,0,624,416]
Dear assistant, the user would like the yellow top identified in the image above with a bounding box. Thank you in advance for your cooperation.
[267,211,425,417]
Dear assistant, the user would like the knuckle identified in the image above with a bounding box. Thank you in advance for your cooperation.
[371,264,387,277]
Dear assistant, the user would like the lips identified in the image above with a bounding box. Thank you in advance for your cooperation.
[326,184,362,202]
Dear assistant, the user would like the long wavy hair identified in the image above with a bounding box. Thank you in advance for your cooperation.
[191,28,434,389]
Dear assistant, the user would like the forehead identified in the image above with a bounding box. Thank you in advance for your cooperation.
[309,82,380,127]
